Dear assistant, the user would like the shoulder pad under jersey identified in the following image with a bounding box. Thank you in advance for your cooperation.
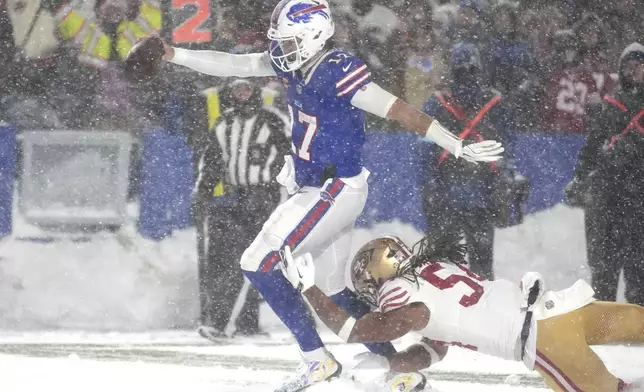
[378,278,414,313]
[322,50,372,100]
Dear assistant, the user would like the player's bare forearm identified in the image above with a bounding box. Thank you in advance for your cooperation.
[385,98,465,156]
[302,287,352,333]
[303,287,429,343]
[389,340,448,373]
[389,345,433,373]
[350,85,468,157]
[386,98,435,138]
[346,308,416,343]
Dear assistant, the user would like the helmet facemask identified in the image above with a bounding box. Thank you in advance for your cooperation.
[267,0,335,72]
[350,236,413,310]
[268,29,320,72]
[353,273,379,309]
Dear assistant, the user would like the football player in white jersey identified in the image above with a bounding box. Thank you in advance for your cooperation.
[280,235,644,392]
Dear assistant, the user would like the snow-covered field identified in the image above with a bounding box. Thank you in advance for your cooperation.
[0,204,637,391]
[1,330,643,392]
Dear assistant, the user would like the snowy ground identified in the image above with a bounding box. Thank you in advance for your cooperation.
[0,332,644,392]
[1,330,643,392]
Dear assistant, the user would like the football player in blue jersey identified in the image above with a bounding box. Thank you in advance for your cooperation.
[161,1,503,391]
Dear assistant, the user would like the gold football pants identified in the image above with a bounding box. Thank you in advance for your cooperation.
[534,301,644,392]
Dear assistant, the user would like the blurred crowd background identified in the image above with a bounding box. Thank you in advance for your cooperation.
[2,0,642,134]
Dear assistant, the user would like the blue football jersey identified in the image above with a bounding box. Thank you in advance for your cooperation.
[270,46,372,187]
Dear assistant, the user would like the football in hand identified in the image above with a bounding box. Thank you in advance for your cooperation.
[123,35,166,85]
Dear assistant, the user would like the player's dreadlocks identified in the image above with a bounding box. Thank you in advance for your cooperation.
[396,233,467,283]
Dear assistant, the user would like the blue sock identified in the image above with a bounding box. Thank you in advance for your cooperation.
[331,288,397,358]
[244,270,324,353]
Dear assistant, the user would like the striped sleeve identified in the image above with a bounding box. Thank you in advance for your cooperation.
[335,60,372,100]
[378,280,411,313]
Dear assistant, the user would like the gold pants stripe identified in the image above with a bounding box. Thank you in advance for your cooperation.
[535,350,583,392]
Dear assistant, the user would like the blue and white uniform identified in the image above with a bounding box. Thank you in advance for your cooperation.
[170,44,396,306]
[171,36,393,292]
[275,48,370,186]
[236,49,375,295]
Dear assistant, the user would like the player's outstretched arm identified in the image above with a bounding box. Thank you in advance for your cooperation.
[279,247,429,343]
[350,83,504,163]
[305,286,429,343]
[387,339,448,373]
[162,41,277,78]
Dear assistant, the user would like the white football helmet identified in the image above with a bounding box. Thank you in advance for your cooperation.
[267,0,335,72]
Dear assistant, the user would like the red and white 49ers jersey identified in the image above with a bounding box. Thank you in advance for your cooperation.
[378,262,526,361]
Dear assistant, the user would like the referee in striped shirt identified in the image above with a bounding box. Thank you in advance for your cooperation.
[196,78,290,340]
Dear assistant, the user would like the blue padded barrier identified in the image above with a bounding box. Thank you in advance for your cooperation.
[0,125,17,237]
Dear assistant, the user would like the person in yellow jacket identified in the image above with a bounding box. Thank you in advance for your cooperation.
[56,0,161,68]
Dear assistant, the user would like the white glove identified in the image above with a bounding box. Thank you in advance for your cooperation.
[276,155,300,195]
[424,121,504,164]
[279,246,315,293]
[520,272,546,310]
[460,140,505,163]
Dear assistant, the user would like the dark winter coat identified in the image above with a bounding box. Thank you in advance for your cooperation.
[573,42,644,209]
[488,37,532,95]
[422,87,514,209]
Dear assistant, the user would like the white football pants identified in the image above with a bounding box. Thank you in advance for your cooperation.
[240,169,369,296]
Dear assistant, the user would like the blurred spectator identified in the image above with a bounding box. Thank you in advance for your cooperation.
[432,2,459,50]
[0,0,78,129]
[351,0,401,38]
[538,29,607,133]
[56,0,160,67]
[573,13,616,104]
[604,12,642,70]
[510,6,564,131]
[421,43,520,280]
[193,79,290,339]
[0,1,14,73]
[7,0,59,60]
[229,2,274,52]
[350,0,408,99]
[212,7,241,53]
[342,0,409,131]
[403,5,449,109]
[331,10,359,54]
[53,0,161,129]
[453,0,488,46]
[486,1,532,96]
[566,42,644,306]
[523,5,567,61]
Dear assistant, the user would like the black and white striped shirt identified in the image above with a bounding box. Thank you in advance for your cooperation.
[209,106,290,187]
